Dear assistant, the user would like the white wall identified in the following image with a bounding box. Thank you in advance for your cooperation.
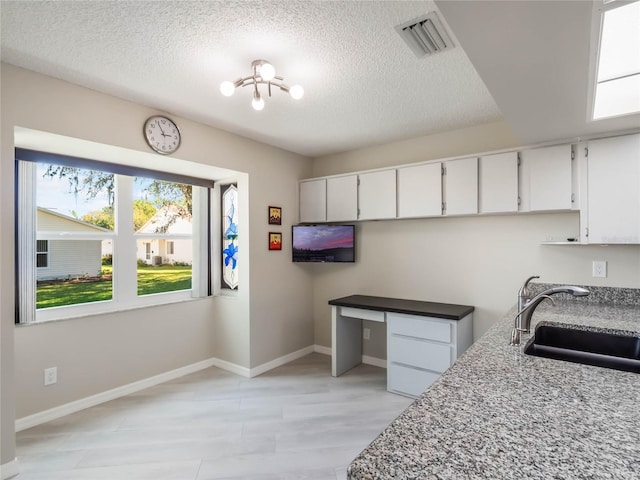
[311,123,640,359]
[1,64,314,464]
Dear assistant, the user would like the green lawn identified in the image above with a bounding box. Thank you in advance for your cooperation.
[36,265,192,309]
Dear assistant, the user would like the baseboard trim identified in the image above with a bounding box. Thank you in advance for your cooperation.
[1,458,19,479]
[15,346,332,431]
[15,358,217,432]
[362,355,387,368]
[314,345,386,369]
[210,357,251,378]
[249,345,315,378]
[313,344,332,356]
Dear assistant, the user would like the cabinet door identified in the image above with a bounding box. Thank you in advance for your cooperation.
[444,157,478,216]
[358,169,397,220]
[327,175,358,222]
[587,133,640,244]
[520,144,573,212]
[479,152,518,213]
[299,179,326,223]
[397,163,442,218]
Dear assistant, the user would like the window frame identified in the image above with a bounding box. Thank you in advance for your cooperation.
[16,148,214,324]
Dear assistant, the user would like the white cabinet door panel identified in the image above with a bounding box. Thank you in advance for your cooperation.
[299,179,326,223]
[444,157,478,216]
[397,163,442,218]
[521,144,573,212]
[358,169,397,220]
[587,134,640,243]
[327,175,358,222]
[479,152,518,213]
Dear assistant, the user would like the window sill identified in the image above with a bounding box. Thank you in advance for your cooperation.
[17,295,212,327]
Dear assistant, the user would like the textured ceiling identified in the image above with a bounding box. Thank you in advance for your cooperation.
[0,0,502,157]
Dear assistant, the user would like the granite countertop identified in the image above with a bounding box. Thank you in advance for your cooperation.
[347,292,640,480]
[328,295,474,320]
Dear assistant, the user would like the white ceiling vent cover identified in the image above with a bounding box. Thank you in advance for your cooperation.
[395,12,455,58]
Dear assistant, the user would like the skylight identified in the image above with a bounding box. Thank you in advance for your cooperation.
[592,0,640,120]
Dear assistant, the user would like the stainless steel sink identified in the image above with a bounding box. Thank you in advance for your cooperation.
[524,323,640,373]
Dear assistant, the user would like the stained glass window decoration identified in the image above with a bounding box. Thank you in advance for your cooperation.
[221,184,238,290]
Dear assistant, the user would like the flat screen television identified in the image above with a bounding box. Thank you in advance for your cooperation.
[292,224,355,263]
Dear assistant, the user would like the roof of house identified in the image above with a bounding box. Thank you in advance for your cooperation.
[37,207,112,233]
[136,205,192,235]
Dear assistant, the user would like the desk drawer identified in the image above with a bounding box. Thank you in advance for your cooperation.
[388,335,453,373]
[340,307,385,322]
[388,363,440,398]
[387,313,452,343]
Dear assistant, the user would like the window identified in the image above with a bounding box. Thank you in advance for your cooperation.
[36,240,48,268]
[16,149,213,323]
[591,0,640,119]
[221,183,238,290]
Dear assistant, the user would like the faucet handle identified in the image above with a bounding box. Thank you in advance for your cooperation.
[518,275,540,297]
[537,294,556,307]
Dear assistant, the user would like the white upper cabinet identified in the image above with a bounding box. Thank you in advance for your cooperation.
[586,133,640,244]
[358,169,397,220]
[520,144,573,212]
[444,157,478,216]
[397,163,443,218]
[479,152,519,214]
[327,175,358,222]
[299,178,326,223]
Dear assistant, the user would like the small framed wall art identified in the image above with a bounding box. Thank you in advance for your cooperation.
[269,232,282,251]
[268,206,282,225]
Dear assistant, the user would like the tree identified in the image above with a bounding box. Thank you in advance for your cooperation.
[42,166,191,213]
[80,200,157,231]
[82,207,114,230]
[133,200,157,231]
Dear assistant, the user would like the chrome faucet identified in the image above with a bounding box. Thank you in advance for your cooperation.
[509,281,590,346]
[517,275,539,330]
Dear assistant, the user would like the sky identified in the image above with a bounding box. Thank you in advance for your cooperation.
[36,164,149,219]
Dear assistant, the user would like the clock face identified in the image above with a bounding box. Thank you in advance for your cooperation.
[144,116,181,154]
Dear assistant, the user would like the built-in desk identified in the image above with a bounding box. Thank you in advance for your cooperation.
[329,295,474,397]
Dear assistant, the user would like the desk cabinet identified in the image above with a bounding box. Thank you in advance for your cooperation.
[387,312,473,398]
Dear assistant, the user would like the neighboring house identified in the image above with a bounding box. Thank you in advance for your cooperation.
[136,206,192,265]
[36,207,110,281]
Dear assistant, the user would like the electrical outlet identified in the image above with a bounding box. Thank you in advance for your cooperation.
[592,260,607,278]
[44,367,57,386]
[363,328,371,340]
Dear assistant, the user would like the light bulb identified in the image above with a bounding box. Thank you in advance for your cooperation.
[259,63,275,81]
[220,81,235,97]
[289,84,304,100]
[252,93,265,111]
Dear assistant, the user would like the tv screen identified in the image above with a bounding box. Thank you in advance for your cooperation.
[292,225,355,263]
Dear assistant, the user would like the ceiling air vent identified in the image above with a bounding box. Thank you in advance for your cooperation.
[395,12,455,58]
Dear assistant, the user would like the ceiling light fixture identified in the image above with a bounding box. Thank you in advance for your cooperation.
[220,59,304,111]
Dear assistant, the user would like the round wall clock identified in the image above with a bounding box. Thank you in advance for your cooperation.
[144,115,181,154]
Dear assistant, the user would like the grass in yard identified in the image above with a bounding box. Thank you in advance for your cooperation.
[137,265,192,296]
[36,265,192,309]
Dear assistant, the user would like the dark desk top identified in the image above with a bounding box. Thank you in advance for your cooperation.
[328,295,474,320]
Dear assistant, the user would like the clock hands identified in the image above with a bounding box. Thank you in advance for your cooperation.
[157,121,169,138]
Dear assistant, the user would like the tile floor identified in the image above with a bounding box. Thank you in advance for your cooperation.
[15,353,413,480]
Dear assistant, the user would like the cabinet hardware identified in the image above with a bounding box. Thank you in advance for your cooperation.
[571,147,575,160]
[571,193,575,203]
[441,166,446,176]
[586,227,589,238]
[442,202,446,214]
[584,147,588,157]
[517,152,521,166]
[517,196,521,206]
